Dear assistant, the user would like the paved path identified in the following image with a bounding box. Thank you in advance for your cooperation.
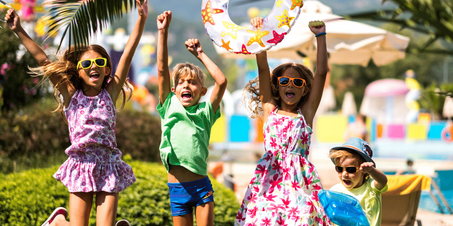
[208,144,453,225]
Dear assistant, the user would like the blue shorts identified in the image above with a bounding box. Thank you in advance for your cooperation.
[167,177,214,216]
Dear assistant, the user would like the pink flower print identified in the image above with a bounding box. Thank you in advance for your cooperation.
[291,180,300,191]
[264,153,273,162]
[312,191,320,202]
[282,166,291,180]
[246,219,258,226]
[308,165,314,174]
[305,199,315,213]
[288,206,300,219]
[106,106,112,111]
[313,183,322,191]
[78,104,84,109]
[263,192,277,202]
[300,134,309,145]
[72,99,78,105]
[281,196,290,208]
[255,164,266,177]
[236,212,246,222]
[269,136,277,149]
[276,216,288,226]
[260,217,271,226]
[271,162,281,172]
[99,100,106,106]
[267,203,284,213]
[304,175,314,189]
[248,206,258,218]
[80,110,85,115]
[248,192,258,203]
[252,185,259,193]
[86,119,94,125]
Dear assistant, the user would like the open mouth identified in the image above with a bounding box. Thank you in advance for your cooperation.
[181,91,192,101]
[89,71,100,81]
[285,91,295,99]
[343,179,352,186]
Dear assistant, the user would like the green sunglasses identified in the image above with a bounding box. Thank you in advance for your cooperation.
[77,58,107,69]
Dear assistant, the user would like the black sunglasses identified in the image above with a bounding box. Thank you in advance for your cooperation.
[278,76,306,88]
[335,166,360,174]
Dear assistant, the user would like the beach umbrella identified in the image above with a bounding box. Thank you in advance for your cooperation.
[214,0,410,66]
[360,79,409,123]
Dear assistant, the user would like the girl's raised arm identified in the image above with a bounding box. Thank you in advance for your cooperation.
[108,0,148,103]
[302,21,328,126]
[251,17,275,121]
[5,8,73,102]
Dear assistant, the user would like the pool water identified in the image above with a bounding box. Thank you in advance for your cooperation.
[418,170,453,214]
[419,190,453,214]
[385,169,453,214]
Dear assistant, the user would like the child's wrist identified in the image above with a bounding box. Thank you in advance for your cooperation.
[315,32,326,37]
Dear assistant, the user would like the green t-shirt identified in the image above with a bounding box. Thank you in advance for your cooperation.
[157,92,220,176]
[330,178,388,226]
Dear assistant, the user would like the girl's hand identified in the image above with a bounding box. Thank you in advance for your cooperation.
[251,17,263,29]
[136,0,148,18]
[157,11,172,31]
[359,162,375,174]
[185,39,203,57]
[308,20,326,36]
[5,8,21,31]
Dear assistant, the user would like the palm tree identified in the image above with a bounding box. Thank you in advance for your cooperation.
[344,0,453,55]
[43,0,137,54]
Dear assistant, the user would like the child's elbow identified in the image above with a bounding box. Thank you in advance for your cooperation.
[218,77,228,88]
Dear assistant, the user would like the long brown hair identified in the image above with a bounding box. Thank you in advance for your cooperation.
[243,62,314,119]
[29,44,132,118]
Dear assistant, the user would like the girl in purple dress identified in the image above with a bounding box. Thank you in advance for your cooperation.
[4,1,147,225]
[235,18,332,226]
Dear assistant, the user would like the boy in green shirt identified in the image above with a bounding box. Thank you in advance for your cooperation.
[328,137,388,226]
[156,10,227,226]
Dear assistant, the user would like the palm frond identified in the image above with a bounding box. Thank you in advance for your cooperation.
[43,0,136,56]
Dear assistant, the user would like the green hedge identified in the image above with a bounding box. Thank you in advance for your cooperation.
[0,106,162,174]
[0,160,240,225]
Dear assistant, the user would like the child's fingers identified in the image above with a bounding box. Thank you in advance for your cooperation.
[308,20,325,27]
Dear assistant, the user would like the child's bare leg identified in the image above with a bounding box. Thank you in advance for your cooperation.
[173,213,194,226]
[195,202,214,226]
[95,192,119,226]
[55,192,93,226]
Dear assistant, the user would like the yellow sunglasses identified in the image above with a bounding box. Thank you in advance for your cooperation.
[77,58,107,69]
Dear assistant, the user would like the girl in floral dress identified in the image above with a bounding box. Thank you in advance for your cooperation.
[4,1,147,225]
[235,18,332,226]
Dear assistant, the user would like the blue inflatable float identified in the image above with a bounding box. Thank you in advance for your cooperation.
[318,190,370,226]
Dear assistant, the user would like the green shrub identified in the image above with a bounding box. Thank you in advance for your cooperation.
[0,104,162,174]
[0,161,240,225]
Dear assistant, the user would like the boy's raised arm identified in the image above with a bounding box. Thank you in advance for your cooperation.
[157,11,172,105]
[186,39,227,112]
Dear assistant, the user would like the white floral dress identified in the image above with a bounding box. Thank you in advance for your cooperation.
[235,108,332,226]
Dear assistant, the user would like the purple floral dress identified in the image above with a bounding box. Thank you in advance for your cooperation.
[53,89,136,193]
[235,108,332,226]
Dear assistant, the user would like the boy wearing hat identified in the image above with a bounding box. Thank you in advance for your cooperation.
[328,137,388,226]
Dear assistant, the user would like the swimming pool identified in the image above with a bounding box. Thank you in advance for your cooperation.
[418,170,453,214]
